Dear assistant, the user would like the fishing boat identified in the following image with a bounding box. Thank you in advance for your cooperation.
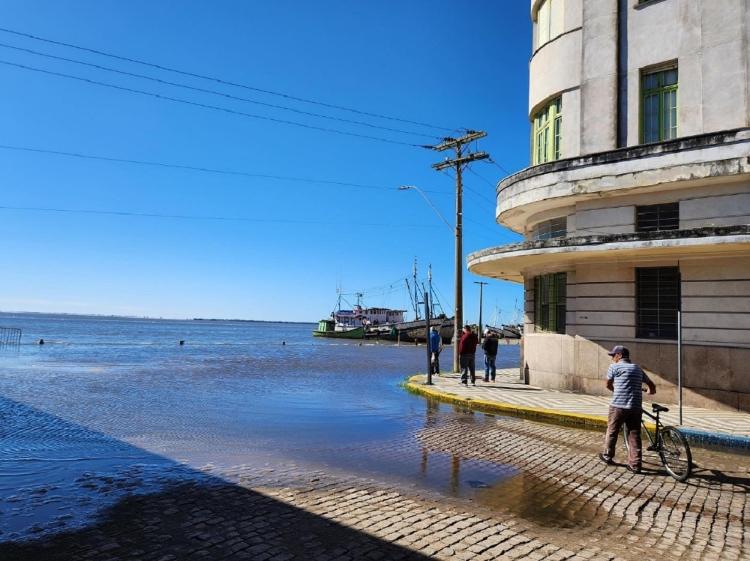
[312,319,366,339]
[312,292,405,340]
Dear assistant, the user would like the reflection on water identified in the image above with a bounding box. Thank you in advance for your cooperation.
[0,312,520,541]
[476,471,603,529]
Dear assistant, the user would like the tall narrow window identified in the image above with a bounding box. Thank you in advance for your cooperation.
[532,97,562,165]
[534,272,567,334]
[534,0,565,50]
[636,203,679,232]
[641,67,678,143]
[636,267,679,339]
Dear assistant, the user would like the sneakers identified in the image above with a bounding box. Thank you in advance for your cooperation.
[461,380,468,385]
[598,453,613,465]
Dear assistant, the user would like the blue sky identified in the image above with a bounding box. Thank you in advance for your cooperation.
[0,1,531,323]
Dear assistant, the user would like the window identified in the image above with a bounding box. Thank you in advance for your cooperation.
[641,67,678,143]
[534,273,567,334]
[532,216,567,240]
[532,97,562,165]
[534,0,565,50]
[636,203,679,232]
[636,267,679,339]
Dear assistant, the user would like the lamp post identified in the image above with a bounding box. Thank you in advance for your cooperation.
[399,184,459,372]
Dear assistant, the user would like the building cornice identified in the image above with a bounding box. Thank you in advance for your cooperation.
[496,128,750,233]
[467,226,750,283]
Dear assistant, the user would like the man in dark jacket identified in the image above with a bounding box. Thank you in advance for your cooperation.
[482,330,499,382]
[458,325,479,385]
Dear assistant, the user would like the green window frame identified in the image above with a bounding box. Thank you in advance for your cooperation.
[641,67,678,143]
[534,272,567,334]
[532,97,562,165]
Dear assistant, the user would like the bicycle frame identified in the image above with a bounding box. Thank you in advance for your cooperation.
[639,408,662,451]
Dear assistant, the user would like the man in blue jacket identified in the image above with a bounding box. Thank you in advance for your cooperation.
[429,326,443,375]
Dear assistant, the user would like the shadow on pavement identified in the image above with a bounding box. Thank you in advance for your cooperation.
[0,396,432,560]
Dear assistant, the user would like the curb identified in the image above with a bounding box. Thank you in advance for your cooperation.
[403,375,750,449]
[678,428,750,451]
[403,375,613,431]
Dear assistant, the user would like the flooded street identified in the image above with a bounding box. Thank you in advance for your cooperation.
[0,314,518,541]
[1,313,749,560]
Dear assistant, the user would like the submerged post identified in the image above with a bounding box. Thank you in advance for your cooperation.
[425,290,432,385]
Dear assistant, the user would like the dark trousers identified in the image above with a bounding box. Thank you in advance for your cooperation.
[430,351,440,375]
[484,354,496,381]
[460,354,475,383]
[603,406,643,469]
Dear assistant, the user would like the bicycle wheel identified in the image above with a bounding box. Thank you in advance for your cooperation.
[659,426,692,482]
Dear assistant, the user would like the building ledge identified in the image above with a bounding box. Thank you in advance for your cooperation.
[497,128,750,232]
[468,226,750,282]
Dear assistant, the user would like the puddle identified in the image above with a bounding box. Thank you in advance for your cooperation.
[476,471,603,529]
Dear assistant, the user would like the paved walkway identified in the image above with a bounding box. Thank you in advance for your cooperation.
[406,368,750,445]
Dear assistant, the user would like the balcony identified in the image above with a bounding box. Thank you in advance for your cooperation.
[496,128,750,233]
[468,225,750,283]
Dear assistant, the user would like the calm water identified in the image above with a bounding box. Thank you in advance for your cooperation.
[0,313,519,541]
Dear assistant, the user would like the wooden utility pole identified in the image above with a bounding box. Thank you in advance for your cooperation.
[474,281,488,343]
[431,130,489,373]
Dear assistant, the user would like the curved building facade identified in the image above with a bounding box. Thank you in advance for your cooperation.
[469,0,750,411]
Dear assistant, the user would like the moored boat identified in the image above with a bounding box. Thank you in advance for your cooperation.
[312,319,365,339]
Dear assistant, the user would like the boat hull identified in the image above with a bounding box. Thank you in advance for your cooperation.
[312,326,365,339]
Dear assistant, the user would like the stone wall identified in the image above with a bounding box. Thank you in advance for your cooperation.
[523,334,750,412]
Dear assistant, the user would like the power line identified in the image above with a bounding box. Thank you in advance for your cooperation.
[0,204,444,229]
[0,143,452,195]
[0,26,457,133]
[488,157,512,176]
[0,41,437,140]
[0,59,426,148]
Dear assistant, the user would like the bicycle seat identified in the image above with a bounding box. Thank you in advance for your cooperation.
[652,403,669,413]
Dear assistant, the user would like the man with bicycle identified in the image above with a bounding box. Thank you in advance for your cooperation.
[599,345,656,474]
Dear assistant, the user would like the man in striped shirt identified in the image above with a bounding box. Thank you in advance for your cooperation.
[599,345,656,473]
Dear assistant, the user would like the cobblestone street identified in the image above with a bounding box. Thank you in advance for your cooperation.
[2,406,748,561]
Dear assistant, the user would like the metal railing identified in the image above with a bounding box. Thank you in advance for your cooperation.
[0,326,22,347]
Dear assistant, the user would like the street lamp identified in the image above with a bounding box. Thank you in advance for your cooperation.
[399,184,461,373]
[398,185,453,232]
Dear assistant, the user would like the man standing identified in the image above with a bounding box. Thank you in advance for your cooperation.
[482,329,499,382]
[599,345,656,473]
[429,326,442,375]
[458,325,479,386]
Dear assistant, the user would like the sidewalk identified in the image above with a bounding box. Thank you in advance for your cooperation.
[405,368,750,449]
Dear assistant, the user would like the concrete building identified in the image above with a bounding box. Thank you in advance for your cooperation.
[469,0,750,411]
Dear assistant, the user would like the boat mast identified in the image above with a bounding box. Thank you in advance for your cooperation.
[413,258,420,321]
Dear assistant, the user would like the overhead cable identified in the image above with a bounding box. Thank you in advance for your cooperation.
[0,143,452,195]
[0,204,443,229]
[0,26,458,133]
[0,41,438,140]
[0,59,425,148]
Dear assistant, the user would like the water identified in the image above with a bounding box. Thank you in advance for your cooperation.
[0,312,520,541]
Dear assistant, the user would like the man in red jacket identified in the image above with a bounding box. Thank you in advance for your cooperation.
[458,325,479,385]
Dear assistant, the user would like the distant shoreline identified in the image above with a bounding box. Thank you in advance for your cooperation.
[0,310,315,325]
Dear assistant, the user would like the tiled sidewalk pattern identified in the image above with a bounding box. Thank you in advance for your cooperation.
[417,368,750,437]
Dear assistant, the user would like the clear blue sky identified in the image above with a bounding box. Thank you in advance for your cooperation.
[0,1,531,323]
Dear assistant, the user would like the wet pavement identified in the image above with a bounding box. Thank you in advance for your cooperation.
[1,314,749,559]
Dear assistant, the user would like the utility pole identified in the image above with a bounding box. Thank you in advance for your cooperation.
[431,130,489,372]
[474,281,488,343]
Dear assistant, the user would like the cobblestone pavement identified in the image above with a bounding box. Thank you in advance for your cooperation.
[416,369,750,438]
[2,408,748,560]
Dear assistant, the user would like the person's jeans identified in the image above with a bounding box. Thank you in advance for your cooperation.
[460,354,475,384]
[603,406,643,469]
[484,354,496,381]
[430,351,440,375]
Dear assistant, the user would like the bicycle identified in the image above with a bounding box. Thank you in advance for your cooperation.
[622,402,692,482]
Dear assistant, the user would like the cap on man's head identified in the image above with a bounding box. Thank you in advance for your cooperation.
[607,345,630,358]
